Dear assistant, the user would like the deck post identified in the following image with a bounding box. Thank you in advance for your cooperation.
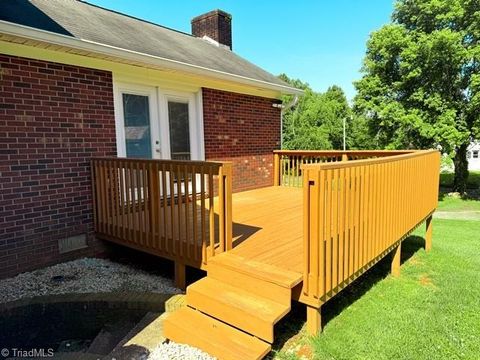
[341,153,348,161]
[306,305,322,335]
[175,261,186,290]
[425,215,433,252]
[273,152,280,186]
[391,242,401,277]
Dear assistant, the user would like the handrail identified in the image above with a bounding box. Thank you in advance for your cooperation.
[273,150,413,187]
[301,150,440,303]
[91,157,233,268]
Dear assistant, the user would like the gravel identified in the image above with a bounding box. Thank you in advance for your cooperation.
[0,257,181,304]
[0,257,216,359]
[149,342,215,360]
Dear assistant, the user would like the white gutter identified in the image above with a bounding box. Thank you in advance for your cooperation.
[0,20,304,96]
[274,95,299,148]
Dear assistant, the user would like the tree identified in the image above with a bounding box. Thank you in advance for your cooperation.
[354,0,480,193]
[279,74,351,150]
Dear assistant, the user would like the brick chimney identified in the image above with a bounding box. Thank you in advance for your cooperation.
[191,9,232,50]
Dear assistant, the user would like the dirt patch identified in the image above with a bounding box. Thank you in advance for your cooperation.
[434,211,480,221]
[296,344,314,359]
[408,257,423,266]
[418,274,438,290]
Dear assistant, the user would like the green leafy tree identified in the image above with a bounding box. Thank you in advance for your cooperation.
[279,74,352,150]
[354,0,480,193]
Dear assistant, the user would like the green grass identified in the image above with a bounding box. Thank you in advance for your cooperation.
[437,196,480,212]
[440,171,480,189]
[274,215,480,359]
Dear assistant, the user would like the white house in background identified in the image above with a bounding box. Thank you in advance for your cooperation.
[467,141,480,171]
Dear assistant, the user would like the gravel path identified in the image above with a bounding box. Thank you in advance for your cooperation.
[149,342,215,360]
[0,258,182,304]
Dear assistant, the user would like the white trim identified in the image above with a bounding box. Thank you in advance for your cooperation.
[196,89,206,160]
[0,20,303,96]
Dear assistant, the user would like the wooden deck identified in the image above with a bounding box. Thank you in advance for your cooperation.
[93,151,441,360]
[229,186,303,277]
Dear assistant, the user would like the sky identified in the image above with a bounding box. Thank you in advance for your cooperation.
[88,0,394,100]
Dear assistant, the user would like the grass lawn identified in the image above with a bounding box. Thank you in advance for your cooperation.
[440,171,480,189]
[273,197,480,360]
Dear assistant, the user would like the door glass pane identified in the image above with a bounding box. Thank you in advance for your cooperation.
[123,93,152,158]
[168,101,190,160]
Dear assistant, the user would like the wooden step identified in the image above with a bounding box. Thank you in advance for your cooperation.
[187,277,290,343]
[164,307,271,360]
[210,253,302,288]
[207,261,291,305]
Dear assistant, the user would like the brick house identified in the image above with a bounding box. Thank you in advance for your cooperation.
[0,0,301,278]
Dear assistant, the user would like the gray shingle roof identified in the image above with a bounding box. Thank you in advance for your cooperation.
[0,0,293,90]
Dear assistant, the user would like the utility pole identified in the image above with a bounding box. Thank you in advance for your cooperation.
[343,117,347,151]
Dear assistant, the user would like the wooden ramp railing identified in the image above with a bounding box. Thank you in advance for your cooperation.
[299,150,440,334]
[91,158,232,282]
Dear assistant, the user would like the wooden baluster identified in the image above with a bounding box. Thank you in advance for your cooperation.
[200,166,207,265]
[192,165,198,261]
[169,164,176,255]
[177,164,184,258]
[218,165,225,253]
[325,169,332,296]
[338,167,345,284]
[208,168,215,257]
[141,162,149,247]
[118,160,125,240]
[135,162,143,246]
[184,164,191,259]
[332,168,339,292]
[109,161,117,238]
[161,164,168,253]
[125,163,132,242]
[224,163,233,250]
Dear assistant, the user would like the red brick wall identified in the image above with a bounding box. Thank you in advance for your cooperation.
[0,54,116,278]
[202,88,281,192]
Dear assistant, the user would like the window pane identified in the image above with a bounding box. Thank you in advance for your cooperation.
[168,101,190,160]
[473,151,479,159]
[123,94,151,158]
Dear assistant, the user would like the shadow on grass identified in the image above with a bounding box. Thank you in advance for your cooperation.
[271,235,426,357]
[322,234,425,327]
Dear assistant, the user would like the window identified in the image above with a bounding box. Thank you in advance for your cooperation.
[473,150,479,159]
[122,94,152,158]
[168,101,191,160]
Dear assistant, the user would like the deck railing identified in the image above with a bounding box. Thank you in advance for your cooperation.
[301,150,440,304]
[91,158,232,268]
[273,150,412,187]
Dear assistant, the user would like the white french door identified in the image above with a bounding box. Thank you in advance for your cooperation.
[115,84,202,161]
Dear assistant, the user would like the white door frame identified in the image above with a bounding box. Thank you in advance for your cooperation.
[114,81,205,160]
[113,82,160,159]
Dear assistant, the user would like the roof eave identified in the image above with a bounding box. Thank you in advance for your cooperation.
[0,20,304,96]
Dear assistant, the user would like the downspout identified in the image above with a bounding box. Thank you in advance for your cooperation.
[275,95,298,149]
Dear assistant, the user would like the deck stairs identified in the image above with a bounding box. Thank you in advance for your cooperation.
[164,253,302,360]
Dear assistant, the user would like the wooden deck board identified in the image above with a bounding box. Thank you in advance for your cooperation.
[229,186,303,276]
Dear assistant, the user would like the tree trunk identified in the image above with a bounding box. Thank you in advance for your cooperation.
[453,143,469,194]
